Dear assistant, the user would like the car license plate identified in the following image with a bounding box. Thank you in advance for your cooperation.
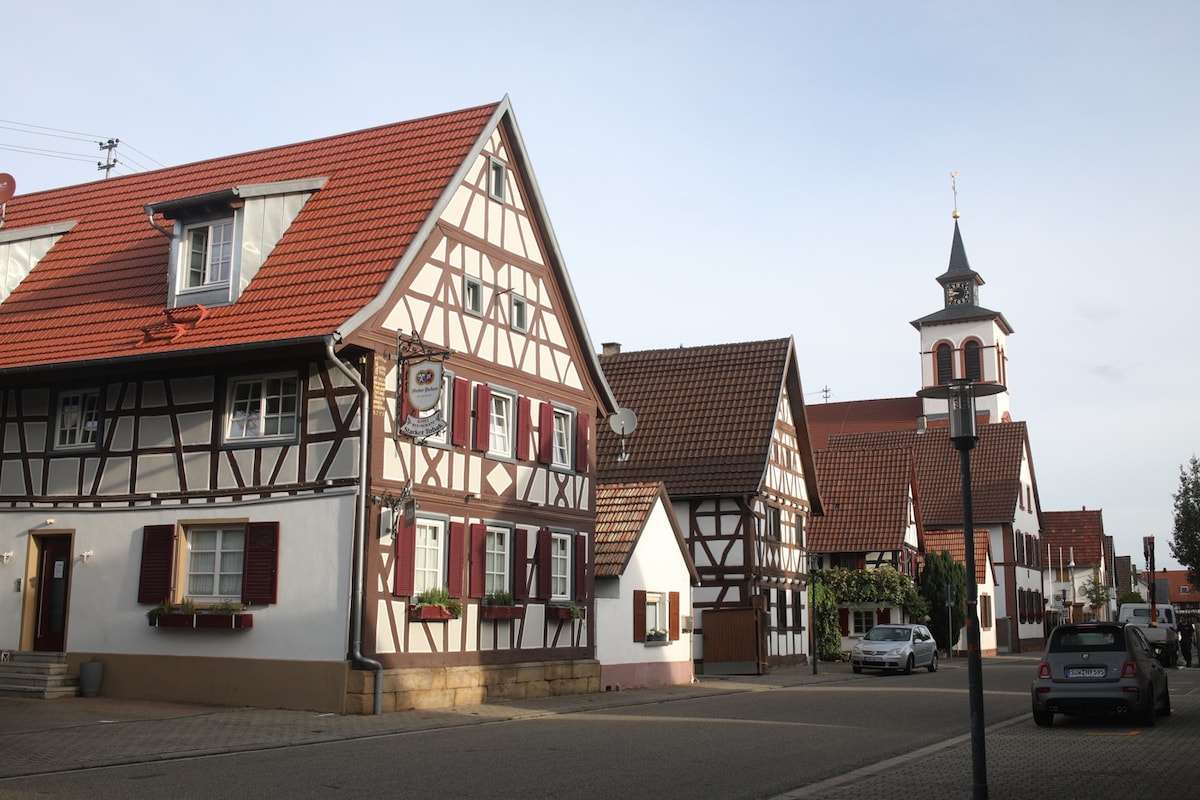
[1066,667,1106,678]
[865,657,882,663]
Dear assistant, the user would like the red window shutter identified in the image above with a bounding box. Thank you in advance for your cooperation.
[574,533,587,600]
[512,528,528,600]
[137,525,176,604]
[393,514,416,597]
[242,522,279,605]
[877,607,891,624]
[536,527,552,598]
[574,411,590,473]
[838,607,849,636]
[451,377,471,447]
[516,396,531,461]
[633,589,647,642]
[447,522,466,597]
[669,591,681,640]
[472,384,491,451]
[468,523,487,598]
[538,402,554,464]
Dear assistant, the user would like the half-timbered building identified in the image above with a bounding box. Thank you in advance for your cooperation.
[596,339,823,674]
[0,98,617,712]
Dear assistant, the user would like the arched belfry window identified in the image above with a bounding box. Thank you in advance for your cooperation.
[964,340,982,382]
[935,343,954,385]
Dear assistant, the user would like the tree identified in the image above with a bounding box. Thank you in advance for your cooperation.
[1118,590,1145,605]
[1169,456,1200,585]
[809,580,844,662]
[921,550,967,653]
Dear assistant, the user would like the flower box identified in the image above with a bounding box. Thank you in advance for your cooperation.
[150,613,253,630]
[481,605,526,620]
[409,605,456,622]
[546,605,584,620]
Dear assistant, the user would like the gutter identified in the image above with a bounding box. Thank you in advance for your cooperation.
[325,337,383,715]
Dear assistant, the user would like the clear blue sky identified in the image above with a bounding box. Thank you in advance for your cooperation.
[4,1,1197,571]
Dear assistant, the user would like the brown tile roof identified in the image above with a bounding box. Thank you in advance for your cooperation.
[0,102,500,372]
[1156,569,1200,606]
[1042,509,1106,568]
[923,529,993,585]
[806,397,924,451]
[808,448,915,553]
[594,482,697,581]
[597,338,821,505]
[827,422,1032,527]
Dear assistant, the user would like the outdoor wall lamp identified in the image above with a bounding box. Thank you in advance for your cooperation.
[0,552,12,565]
[916,378,1006,800]
[80,551,94,565]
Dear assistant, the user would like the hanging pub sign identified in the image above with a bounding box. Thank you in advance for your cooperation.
[399,358,447,439]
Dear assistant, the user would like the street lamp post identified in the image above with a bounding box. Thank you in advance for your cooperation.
[917,378,1005,800]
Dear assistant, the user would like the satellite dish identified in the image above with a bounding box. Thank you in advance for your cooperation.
[0,173,14,204]
[608,407,637,436]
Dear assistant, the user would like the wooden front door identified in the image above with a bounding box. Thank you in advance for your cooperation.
[34,535,72,652]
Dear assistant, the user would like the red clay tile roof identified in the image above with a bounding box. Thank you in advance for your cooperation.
[0,102,501,372]
[827,422,1032,527]
[923,529,993,585]
[1041,509,1106,567]
[596,338,821,503]
[808,448,915,553]
[806,397,924,451]
[1151,569,1200,606]
[594,482,697,580]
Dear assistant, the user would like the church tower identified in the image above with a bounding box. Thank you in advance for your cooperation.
[911,211,1014,425]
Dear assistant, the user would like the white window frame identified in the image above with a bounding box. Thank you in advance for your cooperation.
[185,525,245,601]
[413,518,446,595]
[488,389,515,458]
[226,373,299,442]
[488,157,506,202]
[510,293,528,332]
[852,609,876,635]
[463,276,483,316]
[551,407,573,468]
[485,526,510,595]
[55,389,101,449]
[645,591,667,640]
[550,532,571,600]
[181,218,234,289]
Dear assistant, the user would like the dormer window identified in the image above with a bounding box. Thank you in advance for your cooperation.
[184,219,234,288]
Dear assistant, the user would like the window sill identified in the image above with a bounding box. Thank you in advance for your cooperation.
[644,638,669,647]
[149,612,253,630]
[408,605,458,622]
[481,605,526,620]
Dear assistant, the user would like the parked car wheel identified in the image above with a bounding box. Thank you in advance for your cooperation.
[1032,707,1053,727]
[927,650,939,673]
[1158,682,1171,717]
[852,665,862,674]
[903,654,915,675]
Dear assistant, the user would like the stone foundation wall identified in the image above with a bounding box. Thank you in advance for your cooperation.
[344,659,601,714]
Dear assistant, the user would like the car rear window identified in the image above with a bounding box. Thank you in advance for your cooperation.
[1049,627,1125,652]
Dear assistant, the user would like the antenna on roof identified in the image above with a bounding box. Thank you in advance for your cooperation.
[97,138,119,179]
[0,173,14,229]
[950,171,960,220]
[608,408,637,462]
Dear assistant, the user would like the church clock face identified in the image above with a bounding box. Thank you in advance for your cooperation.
[946,281,972,306]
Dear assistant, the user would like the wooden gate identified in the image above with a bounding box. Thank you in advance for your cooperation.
[700,607,765,675]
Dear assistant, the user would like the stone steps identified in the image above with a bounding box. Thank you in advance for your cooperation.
[0,651,80,698]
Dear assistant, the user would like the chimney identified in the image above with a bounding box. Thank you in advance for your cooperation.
[601,342,622,356]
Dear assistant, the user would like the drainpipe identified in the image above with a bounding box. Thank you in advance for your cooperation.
[325,337,383,715]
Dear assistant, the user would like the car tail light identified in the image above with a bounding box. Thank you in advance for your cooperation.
[1037,662,1052,679]
[1121,661,1137,679]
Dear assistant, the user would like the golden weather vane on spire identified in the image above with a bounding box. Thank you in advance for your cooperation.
[950,171,960,219]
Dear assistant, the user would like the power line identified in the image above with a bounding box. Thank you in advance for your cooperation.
[0,118,167,178]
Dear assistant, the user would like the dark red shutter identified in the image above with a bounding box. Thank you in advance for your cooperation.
[451,377,471,447]
[669,591,681,640]
[633,589,647,642]
[242,522,279,605]
[537,528,552,598]
[574,533,587,600]
[137,525,176,604]
[838,607,850,636]
[538,402,554,464]
[473,384,491,451]
[877,607,891,624]
[516,396,531,461]
[399,369,414,428]
[468,523,487,598]
[447,522,466,597]
[574,411,590,473]
[512,528,528,600]
[393,514,416,597]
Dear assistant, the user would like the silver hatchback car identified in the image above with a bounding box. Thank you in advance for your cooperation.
[1031,622,1170,727]
[851,623,939,674]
